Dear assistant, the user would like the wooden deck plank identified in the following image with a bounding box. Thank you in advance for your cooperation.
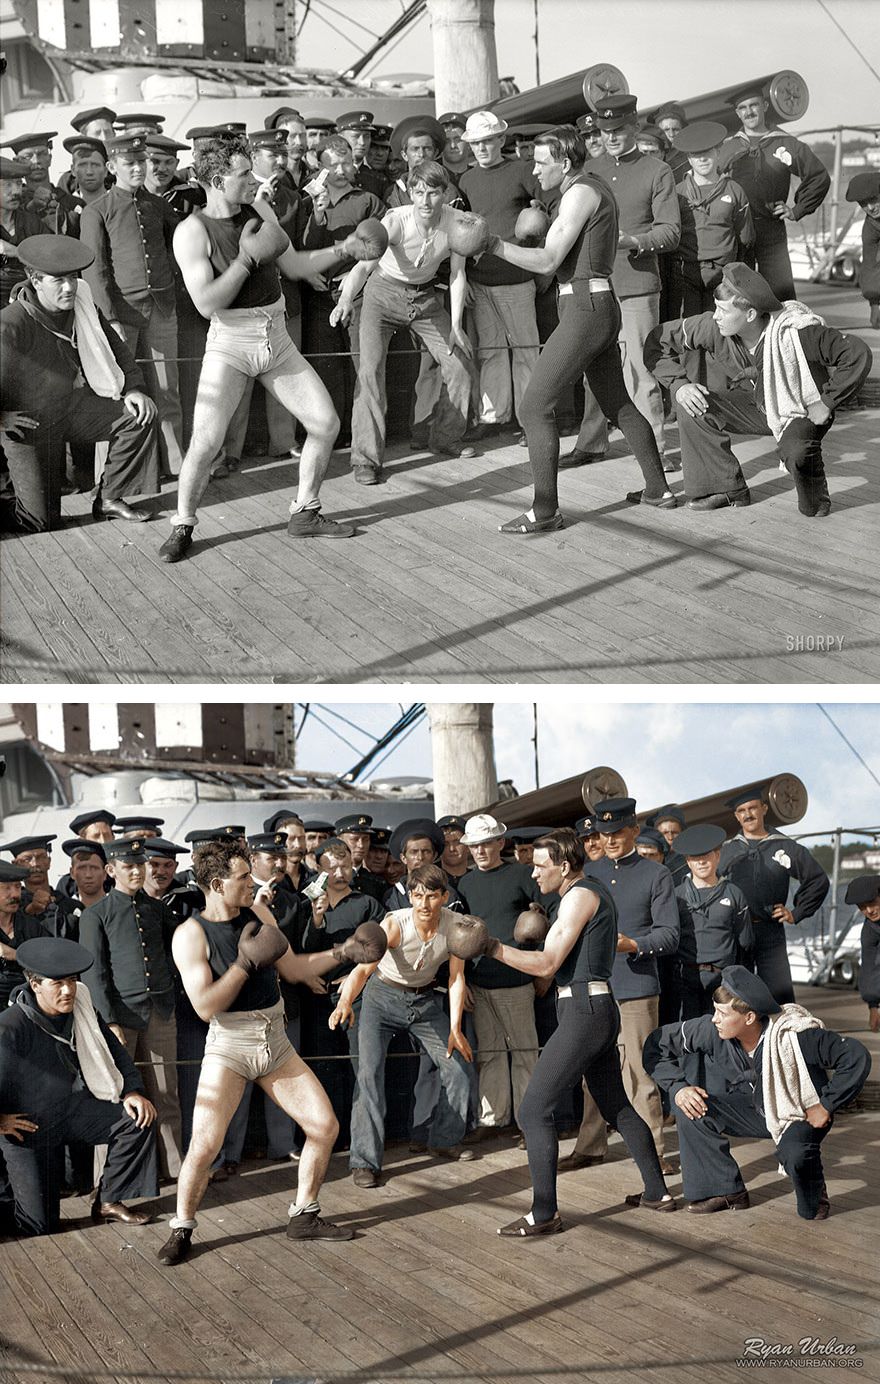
[1,283,877,684]
[5,988,876,1384]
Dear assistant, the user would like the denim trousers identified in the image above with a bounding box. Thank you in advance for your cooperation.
[349,974,471,1171]
[350,271,471,468]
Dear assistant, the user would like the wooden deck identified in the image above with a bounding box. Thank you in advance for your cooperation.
[2,985,878,1384]
[1,283,878,685]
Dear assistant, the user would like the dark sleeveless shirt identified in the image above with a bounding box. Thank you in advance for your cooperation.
[556,171,618,285]
[195,908,281,1011]
[551,877,618,986]
[199,206,282,309]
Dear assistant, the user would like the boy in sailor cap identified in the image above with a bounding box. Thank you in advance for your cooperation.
[645,261,872,516]
[644,965,870,1218]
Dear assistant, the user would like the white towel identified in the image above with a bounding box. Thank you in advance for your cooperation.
[72,982,125,1103]
[761,1002,823,1145]
[72,279,126,399]
[762,301,825,441]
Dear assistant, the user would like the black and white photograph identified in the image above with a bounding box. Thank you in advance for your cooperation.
[0,0,879,1380]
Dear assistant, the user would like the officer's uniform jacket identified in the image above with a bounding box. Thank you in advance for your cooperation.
[80,184,178,326]
[78,887,176,1030]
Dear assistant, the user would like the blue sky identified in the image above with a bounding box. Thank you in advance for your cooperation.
[295,701,880,843]
[297,0,880,132]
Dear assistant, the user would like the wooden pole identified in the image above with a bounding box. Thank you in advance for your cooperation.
[427,0,499,113]
[428,703,498,817]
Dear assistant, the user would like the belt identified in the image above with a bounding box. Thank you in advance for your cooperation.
[558,277,613,295]
[377,974,436,994]
[557,980,610,998]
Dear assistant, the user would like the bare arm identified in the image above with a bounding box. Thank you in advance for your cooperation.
[172,917,249,1022]
[490,182,600,276]
[173,215,255,319]
[492,884,599,979]
[328,915,401,1027]
[447,252,472,357]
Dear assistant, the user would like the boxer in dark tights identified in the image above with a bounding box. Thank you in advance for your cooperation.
[486,829,673,1235]
[487,126,675,532]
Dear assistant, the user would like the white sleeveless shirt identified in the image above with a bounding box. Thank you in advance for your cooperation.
[376,907,456,986]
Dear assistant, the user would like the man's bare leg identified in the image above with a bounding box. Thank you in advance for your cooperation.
[175,1063,247,1222]
[259,1050,338,1205]
[171,359,252,526]
[261,352,338,511]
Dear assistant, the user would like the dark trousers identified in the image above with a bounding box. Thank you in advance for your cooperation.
[302,288,361,448]
[518,989,666,1221]
[1,1094,157,1236]
[675,1091,830,1218]
[519,286,666,519]
[675,387,832,506]
[680,965,724,1019]
[3,392,159,531]
[745,227,796,301]
[752,925,796,1006]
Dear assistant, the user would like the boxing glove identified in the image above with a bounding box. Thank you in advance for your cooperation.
[514,206,551,245]
[513,904,549,945]
[446,211,494,257]
[332,921,388,965]
[234,919,290,975]
[238,217,289,265]
[445,913,501,961]
[339,217,389,261]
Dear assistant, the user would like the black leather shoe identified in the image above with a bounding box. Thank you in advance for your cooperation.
[498,1212,563,1237]
[687,1189,750,1213]
[157,1226,193,1264]
[93,496,149,522]
[624,1193,678,1212]
[91,1198,152,1225]
[159,524,194,563]
[558,1151,605,1170]
[562,448,605,466]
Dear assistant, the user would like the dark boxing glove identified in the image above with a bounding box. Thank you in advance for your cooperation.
[339,217,389,262]
[445,913,501,961]
[332,921,388,965]
[234,918,290,975]
[238,217,289,265]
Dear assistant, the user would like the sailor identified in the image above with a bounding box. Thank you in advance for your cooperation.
[644,261,872,515]
[844,875,880,1033]
[0,862,48,1010]
[718,786,830,1004]
[0,833,78,940]
[0,936,158,1237]
[0,233,159,529]
[718,84,830,299]
[334,813,388,902]
[644,965,870,1219]
[77,837,183,1181]
[335,110,386,201]
[844,171,880,330]
[674,824,753,1017]
[0,156,46,309]
[0,131,79,236]
[79,131,185,477]
[668,121,754,317]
